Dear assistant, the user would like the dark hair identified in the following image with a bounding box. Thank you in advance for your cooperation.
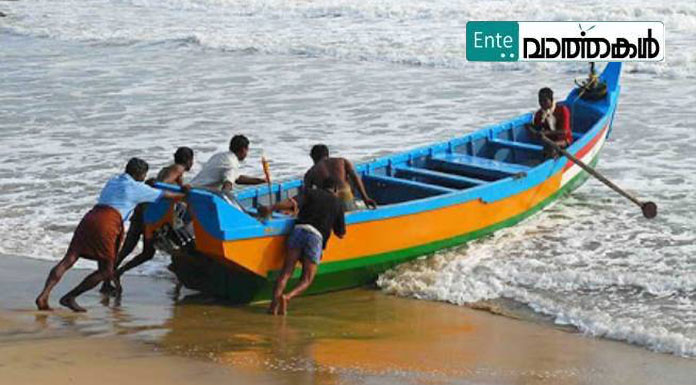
[229,135,250,153]
[125,157,149,178]
[321,176,338,191]
[174,146,194,165]
[538,87,554,100]
[310,144,329,163]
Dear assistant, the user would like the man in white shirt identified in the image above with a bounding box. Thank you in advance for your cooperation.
[190,135,266,191]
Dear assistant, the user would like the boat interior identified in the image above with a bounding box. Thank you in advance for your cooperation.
[235,97,605,216]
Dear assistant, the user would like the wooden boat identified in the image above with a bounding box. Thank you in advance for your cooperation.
[145,62,623,303]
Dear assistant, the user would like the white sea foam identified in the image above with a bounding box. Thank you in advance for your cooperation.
[1,0,695,77]
[378,208,696,357]
[378,72,696,356]
[378,158,696,357]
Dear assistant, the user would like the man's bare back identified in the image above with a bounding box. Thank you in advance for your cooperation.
[305,158,349,190]
[157,164,186,185]
[304,157,376,210]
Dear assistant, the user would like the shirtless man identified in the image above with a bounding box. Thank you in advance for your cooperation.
[155,147,195,187]
[303,144,377,211]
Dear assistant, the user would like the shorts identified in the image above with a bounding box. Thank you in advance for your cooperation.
[287,227,323,264]
[337,186,358,212]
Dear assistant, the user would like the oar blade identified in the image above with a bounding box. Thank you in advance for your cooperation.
[641,201,658,219]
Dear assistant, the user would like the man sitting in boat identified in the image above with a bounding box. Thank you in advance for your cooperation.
[304,144,377,211]
[35,158,185,312]
[190,134,266,192]
[532,87,573,156]
[264,177,346,315]
[101,147,195,296]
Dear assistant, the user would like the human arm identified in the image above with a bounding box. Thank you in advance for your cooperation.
[345,159,377,209]
[134,183,185,204]
[531,110,542,130]
[257,194,305,218]
[174,172,185,187]
[236,175,266,185]
[526,111,548,138]
[218,156,243,190]
[558,105,572,144]
[221,180,234,192]
[303,167,318,193]
[541,106,570,143]
[258,197,298,218]
[161,190,186,201]
[333,201,346,239]
[531,109,557,135]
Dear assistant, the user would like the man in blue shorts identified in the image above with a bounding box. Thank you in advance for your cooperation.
[263,177,346,315]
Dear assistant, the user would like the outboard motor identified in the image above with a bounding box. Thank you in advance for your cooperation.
[576,62,608,101]
[153,202,195,254]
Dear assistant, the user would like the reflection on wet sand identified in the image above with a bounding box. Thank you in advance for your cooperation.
[3,256,696,385]
[157,289,602,384]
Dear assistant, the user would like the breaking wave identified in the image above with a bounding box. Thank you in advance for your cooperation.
[1,0,694,77]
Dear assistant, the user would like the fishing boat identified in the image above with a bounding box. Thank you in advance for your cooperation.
[145,62,623,303]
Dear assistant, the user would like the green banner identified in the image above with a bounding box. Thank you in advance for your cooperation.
[466,21,519,62]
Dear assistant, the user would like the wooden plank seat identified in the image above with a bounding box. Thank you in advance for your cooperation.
[429,153,531,180]
[490,138,543,153]
[393,166,487,189]
[364,174,456,195]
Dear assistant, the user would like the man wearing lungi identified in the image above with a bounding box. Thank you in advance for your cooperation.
[35,158,184,312]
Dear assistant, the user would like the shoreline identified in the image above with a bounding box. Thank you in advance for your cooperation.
[2,254,695,384]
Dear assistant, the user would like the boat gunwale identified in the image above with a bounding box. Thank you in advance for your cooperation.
[149,64,621,242]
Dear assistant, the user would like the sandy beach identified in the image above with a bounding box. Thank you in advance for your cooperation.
[1,254,694,385]
[1,0,695,383]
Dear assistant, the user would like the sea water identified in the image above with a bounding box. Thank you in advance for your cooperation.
[1,0,694,357]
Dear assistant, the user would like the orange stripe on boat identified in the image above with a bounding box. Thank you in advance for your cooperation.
[198,171,564,277]
[563,124,608,171]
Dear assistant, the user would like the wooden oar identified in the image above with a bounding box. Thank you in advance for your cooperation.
[261,152,273,207]
[529,125,657,219]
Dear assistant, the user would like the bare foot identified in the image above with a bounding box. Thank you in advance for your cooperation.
[268,298,278,315]
[99,282,116,296]
[174,282,182,297]
[278,295,289,316]
[113,275,122,297]
[59,296,87,313]
[35,295,53,311]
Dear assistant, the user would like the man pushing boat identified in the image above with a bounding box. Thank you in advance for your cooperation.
[100,147,195,296]
[190,134,266,191]
[304,144,377,211]
[35,158,185,312]
[261,177,346,315]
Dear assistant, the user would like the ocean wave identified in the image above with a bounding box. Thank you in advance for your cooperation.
[1,0,695,359]
[377,202,696,357]
[2,0,694,77]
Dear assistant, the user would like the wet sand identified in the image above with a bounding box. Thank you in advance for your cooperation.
[1,254,695,385]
